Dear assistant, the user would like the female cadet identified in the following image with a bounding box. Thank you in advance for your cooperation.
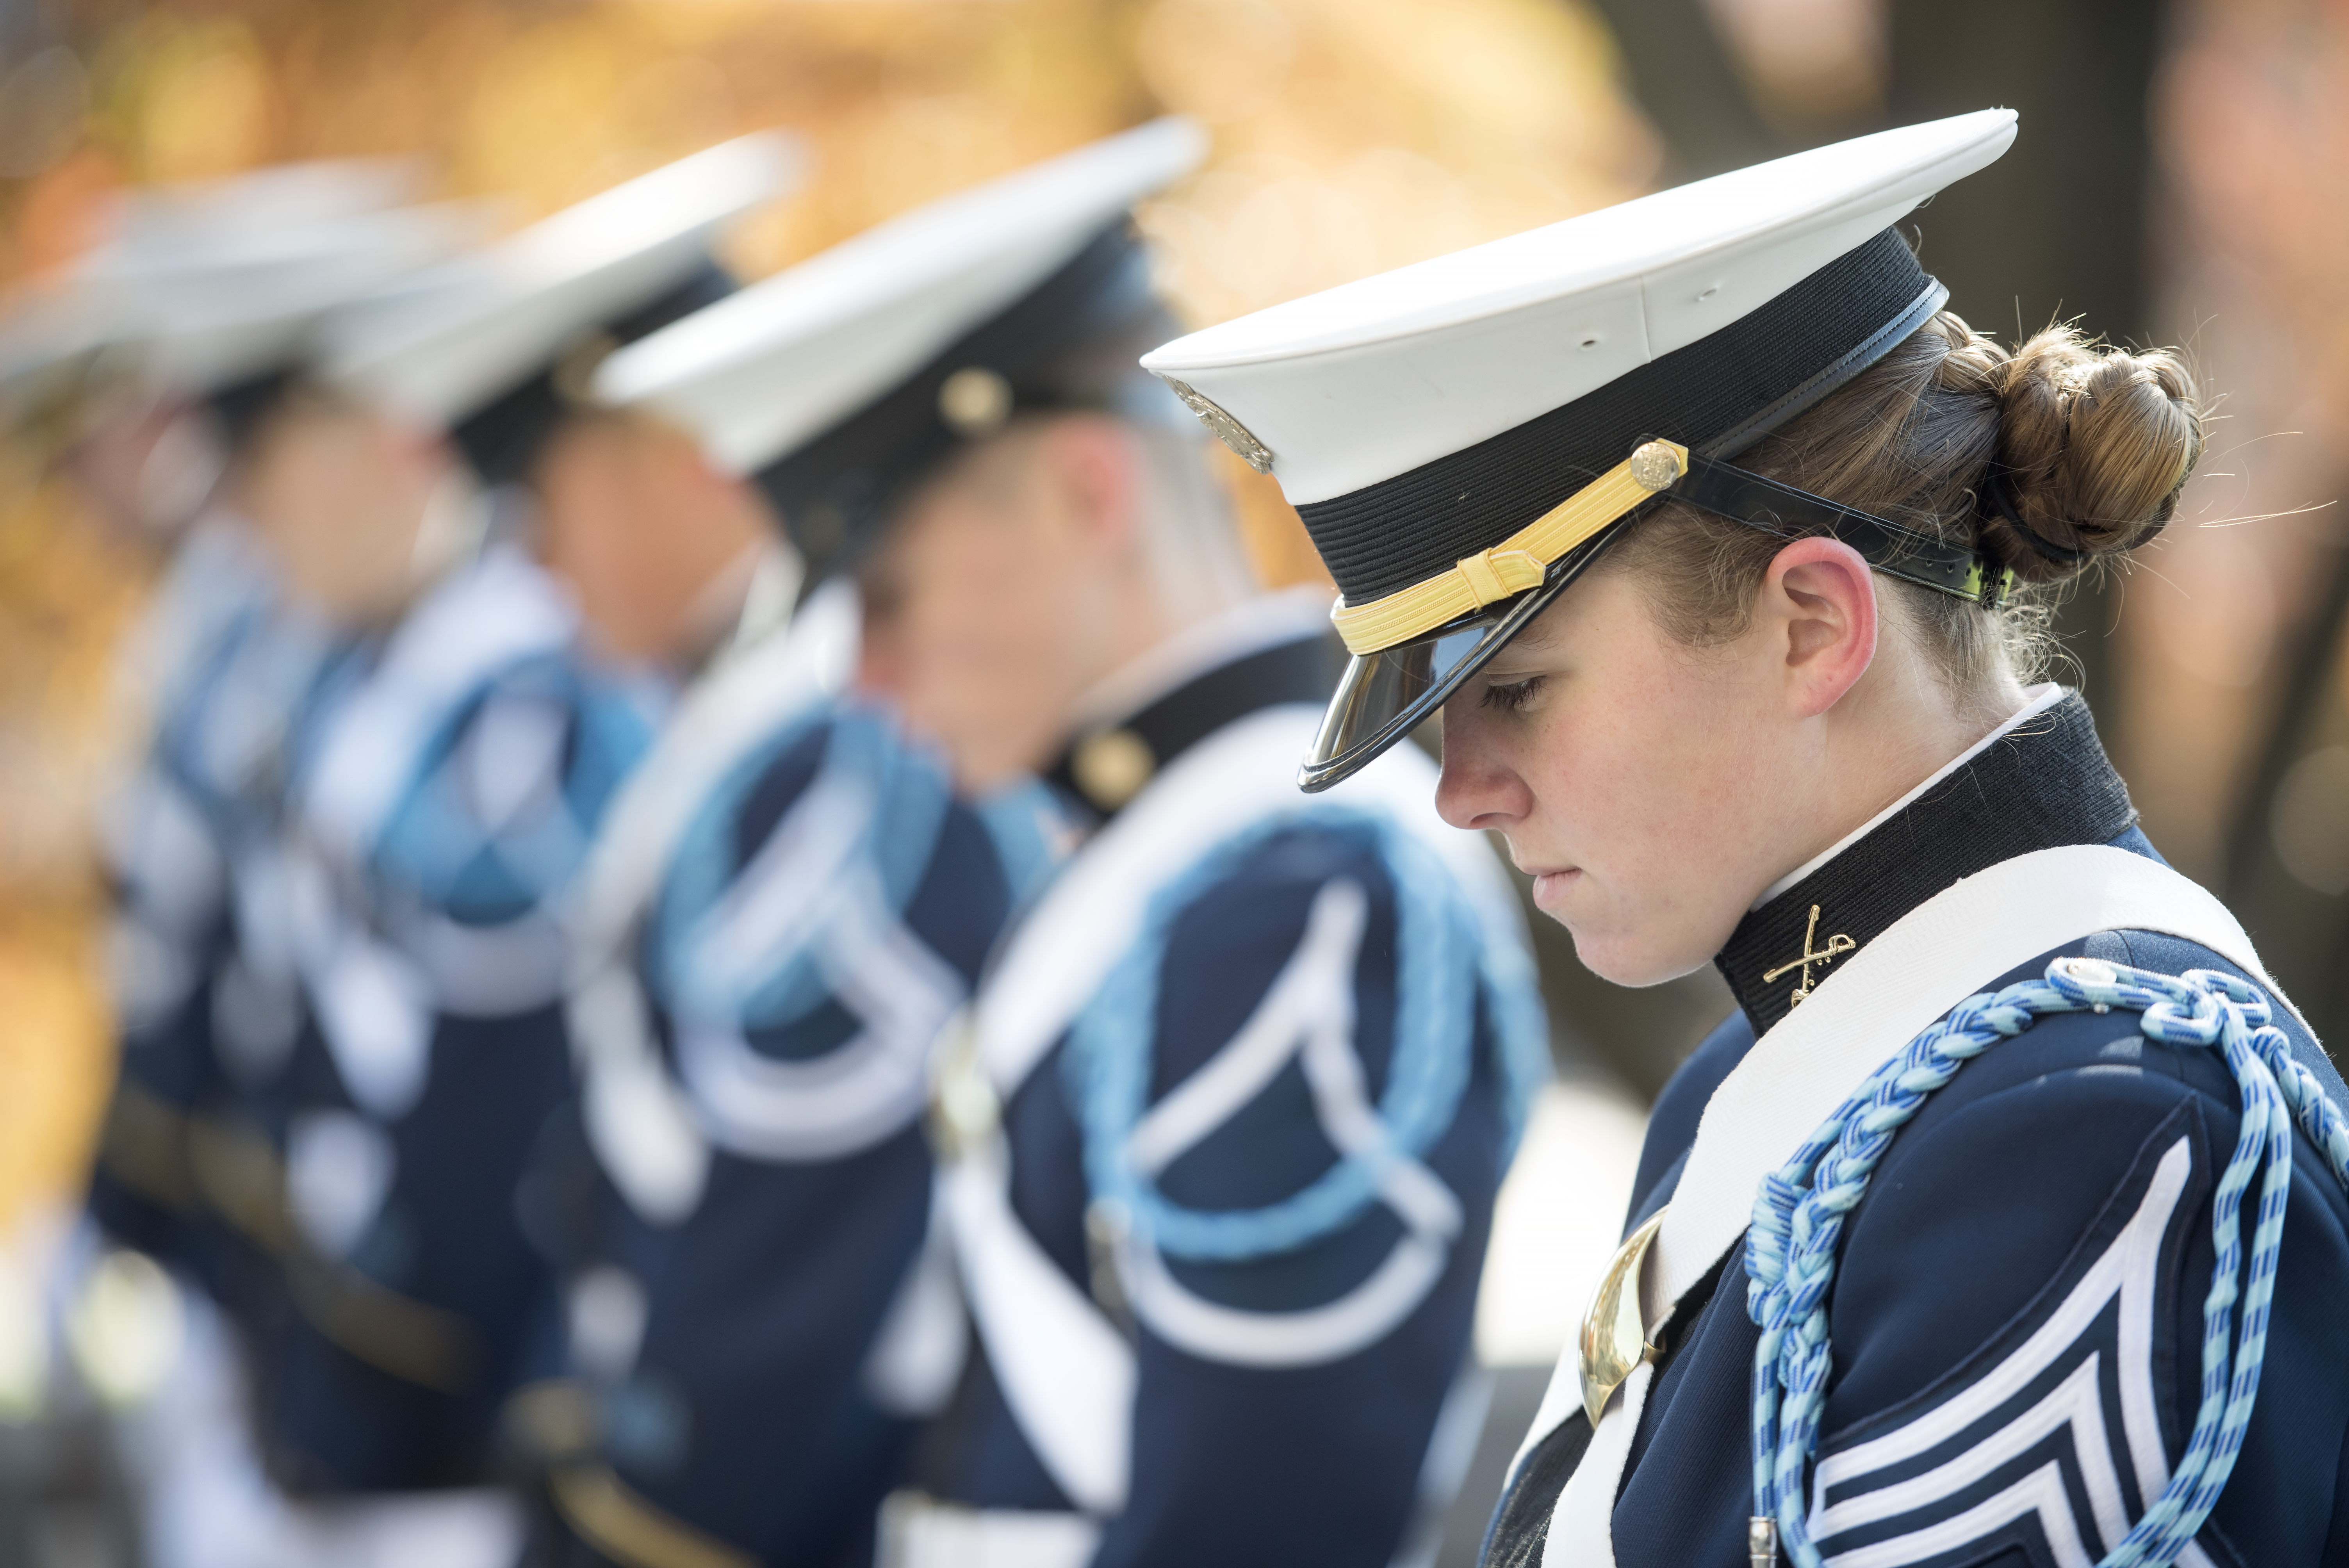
[1143,111,2349,1566]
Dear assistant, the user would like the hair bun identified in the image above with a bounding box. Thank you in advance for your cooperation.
[1982,327,2203,581]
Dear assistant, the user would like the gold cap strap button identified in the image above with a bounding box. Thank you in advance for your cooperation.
[1627,439,1684,491]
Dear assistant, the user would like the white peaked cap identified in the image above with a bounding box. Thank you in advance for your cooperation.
[0,159,446,396]
[322,132,805,428]
[102,158,424,253]
[1141,110,2017,506]
[114,203,491,395]
[594,116,1207,475]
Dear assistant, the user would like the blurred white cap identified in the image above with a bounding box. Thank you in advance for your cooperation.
[320,133,806,430]
[594,117,1206,476]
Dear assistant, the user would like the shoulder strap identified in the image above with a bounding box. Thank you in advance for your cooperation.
[304,548,575,862]
[1532,844,2306,1568]
[564,582,854,1225]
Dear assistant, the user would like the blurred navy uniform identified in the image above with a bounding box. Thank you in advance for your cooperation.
[268,546,658,1488]
[1144,114,2349,1566]
[75,188,474,1308]
[478,142,1061,1564]
[600,121,1551,1568]
[247,136,802,1497]
[535,583,1055,1566]
[96,523,273,1270]
[100,573,351,1296]
[920,602,1545,1568]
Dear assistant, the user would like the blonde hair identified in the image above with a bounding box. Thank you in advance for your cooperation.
[1611,312,2203,708]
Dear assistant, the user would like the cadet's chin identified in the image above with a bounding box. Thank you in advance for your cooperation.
[1559,913,1719,992]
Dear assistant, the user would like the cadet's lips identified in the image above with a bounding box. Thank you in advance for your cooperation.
[1529,868,1582,909]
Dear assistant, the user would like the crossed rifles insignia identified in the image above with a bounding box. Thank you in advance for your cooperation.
[1763,904,1856,1009]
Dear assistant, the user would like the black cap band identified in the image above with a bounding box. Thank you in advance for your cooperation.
[206,366,296,456]
[451,258,739,489]
[751,220,1186,588]
[1297,228,1944,608]
[1675,453,2012,608]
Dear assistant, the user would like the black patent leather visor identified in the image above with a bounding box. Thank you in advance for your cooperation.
[1298,525,1631,792]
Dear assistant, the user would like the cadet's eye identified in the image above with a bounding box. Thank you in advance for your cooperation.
[1480,674,1545,713]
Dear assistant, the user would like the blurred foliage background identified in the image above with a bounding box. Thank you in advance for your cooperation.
[3,0,2348,1244]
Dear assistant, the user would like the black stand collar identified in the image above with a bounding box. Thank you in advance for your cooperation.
[1043,631,1342,821]
[1715,690,2139,1035]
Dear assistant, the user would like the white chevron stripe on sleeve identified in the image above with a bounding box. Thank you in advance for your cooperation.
[1811,1137,2196,1564]
[1825,1459,2093,1568]
[1811,1355,2128,1551]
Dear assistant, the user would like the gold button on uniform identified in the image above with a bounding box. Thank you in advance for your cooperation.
[1071,728,1156,811]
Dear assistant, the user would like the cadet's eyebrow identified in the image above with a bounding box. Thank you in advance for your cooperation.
[1497,617,1565,655]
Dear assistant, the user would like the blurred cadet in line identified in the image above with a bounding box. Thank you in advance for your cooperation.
[64,162,478,1268]
[609,118,1551,1568]
[509,135,1085,1568]
[214,132,806,1561]
[0,158,440,713]
[16,162,487,1566]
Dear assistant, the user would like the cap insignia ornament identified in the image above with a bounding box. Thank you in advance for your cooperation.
[1071,727,1156,811]
[1628,440,1683,492]
[1762,903,1857,1008]
[939,366,1016,437]
[1159,376,1274,474]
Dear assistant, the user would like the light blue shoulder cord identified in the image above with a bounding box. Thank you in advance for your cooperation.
[161,600,343,833]
[656,702,952,1028]
[1745,958,2349,1568]
[377,656,656,919]
[1070,807,1550,1264]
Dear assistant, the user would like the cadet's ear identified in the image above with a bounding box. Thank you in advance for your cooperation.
[1760,535,1878,718]
[1034,413,1143,549]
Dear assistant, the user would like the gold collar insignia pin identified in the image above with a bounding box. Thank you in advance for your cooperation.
[1762,904,1855,1009]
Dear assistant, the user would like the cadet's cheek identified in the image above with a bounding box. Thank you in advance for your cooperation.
[924,540,1042,681]
[1529,647,1736,942]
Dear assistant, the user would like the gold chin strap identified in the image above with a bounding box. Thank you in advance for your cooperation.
[1330,439,1688,656]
